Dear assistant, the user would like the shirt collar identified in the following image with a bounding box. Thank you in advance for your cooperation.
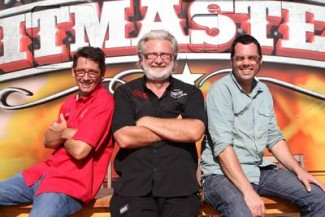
[230,71,262,97]
[76,85,102,102]
[142,75,173,92]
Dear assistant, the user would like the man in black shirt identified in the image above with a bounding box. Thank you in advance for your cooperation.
[110,29,207,217]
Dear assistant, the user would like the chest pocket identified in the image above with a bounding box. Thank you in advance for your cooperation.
[256,102,272,134]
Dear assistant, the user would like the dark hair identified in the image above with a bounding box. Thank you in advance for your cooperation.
[72,46,106,75]
[230,35,262,59]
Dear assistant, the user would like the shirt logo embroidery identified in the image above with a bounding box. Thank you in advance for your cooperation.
[80,108,88,118]
[170,89,187,99]
[132,90,148,99]
[119,204,129,214]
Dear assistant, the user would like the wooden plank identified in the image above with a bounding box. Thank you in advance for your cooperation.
[0,154,306,217]
[198,196,300,217]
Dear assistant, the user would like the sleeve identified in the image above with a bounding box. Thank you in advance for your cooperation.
[73,95,115,148]
[183,86,207,128]
[111,85,136,133]
[266,93,284,150]
[206,83,234,157]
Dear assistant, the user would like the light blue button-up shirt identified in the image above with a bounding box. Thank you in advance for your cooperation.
[201,73,284,184]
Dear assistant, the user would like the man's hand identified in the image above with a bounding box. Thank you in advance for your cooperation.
[243,190,265,217]
[44,113,69,149]
[49,113,67,132]
[296,169,325,192]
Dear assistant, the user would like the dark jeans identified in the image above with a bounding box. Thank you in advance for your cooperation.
[203,168,325,217]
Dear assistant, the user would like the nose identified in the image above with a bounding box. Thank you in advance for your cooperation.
[153,56,164,64]
[82,72,91,80]
[241,58,252,67]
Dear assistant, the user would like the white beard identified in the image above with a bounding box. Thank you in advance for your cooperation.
[142,62,174,81]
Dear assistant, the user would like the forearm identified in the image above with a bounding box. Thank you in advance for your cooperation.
[44,129,65,149]
[44,114,71,149]
[64,138,92,160]
[136,116,205,142]
[271,140,304,174]
[219,146,255,194]
[114,126,162,149]
[44,127,77,149]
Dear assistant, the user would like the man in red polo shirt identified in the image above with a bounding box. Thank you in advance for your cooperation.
[0,46,115,217]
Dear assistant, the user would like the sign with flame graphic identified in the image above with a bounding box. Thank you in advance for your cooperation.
[0,0,324,181]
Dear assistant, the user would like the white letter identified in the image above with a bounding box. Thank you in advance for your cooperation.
[280,2,325,53]
[236,1,281,52]
[0,14,32,72]
[132,0,189,47]
[189,1,236,52]
[70,2,130,52]
[26,7,69,64]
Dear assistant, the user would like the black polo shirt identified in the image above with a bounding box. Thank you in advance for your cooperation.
[112,76,207,197]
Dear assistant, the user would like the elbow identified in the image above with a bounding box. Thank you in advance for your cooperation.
[44,143,56,149]
[192,133,204,142]
[188,133,204,143]
[113,130,135,149]
[114,135,132,149]
[65,140,92,160]
[189,121,206,142]
[69,149,89,160]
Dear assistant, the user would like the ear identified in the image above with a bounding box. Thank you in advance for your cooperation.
[138,53,143,62]
[71,69,76,78]
[173,54,178,61]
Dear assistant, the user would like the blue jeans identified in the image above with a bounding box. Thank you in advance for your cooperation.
[203,168,325,217]
[0,172,83,217]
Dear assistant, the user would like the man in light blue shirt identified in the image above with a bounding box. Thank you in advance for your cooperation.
[201,34,325,217]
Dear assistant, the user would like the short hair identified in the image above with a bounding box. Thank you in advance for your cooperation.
[72,46,106,75]
[230,35,262,59]
[137,29,178,59]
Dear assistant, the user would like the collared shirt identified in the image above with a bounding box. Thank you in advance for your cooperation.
[23,85,115,203]
[112,76,207,197]
[201,73,283,184]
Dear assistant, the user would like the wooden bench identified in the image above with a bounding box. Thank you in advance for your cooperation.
[0,188,113,217]
[0,188,299,217]
[0,154,304,217]
[198,154,303,217]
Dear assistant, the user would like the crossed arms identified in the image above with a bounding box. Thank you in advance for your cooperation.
[114,115,206,149]
[44,113,92,160]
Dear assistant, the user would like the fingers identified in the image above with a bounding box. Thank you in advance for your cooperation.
[59,113,66,123]
[311,179,325,192]
[49,113,67,131]
[250,204,265,217]
[303,179,312,192]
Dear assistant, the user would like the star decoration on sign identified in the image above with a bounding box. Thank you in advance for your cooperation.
[173,63,204,85]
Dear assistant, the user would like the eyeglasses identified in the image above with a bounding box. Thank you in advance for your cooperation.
[74,69,101,79]
[233,55,261,63]
[142,52,174,61]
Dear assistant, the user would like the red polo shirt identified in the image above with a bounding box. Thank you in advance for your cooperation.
[23,85,114,204]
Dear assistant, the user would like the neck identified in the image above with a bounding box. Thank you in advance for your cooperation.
[146,79,170,98]
[237,80,253,94]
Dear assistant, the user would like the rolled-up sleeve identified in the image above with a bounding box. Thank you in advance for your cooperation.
[266,109,284,150]
[206,82,234,157]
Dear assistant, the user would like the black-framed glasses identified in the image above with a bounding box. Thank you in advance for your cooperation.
[74,69,101,79]
[142,52,174,61]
